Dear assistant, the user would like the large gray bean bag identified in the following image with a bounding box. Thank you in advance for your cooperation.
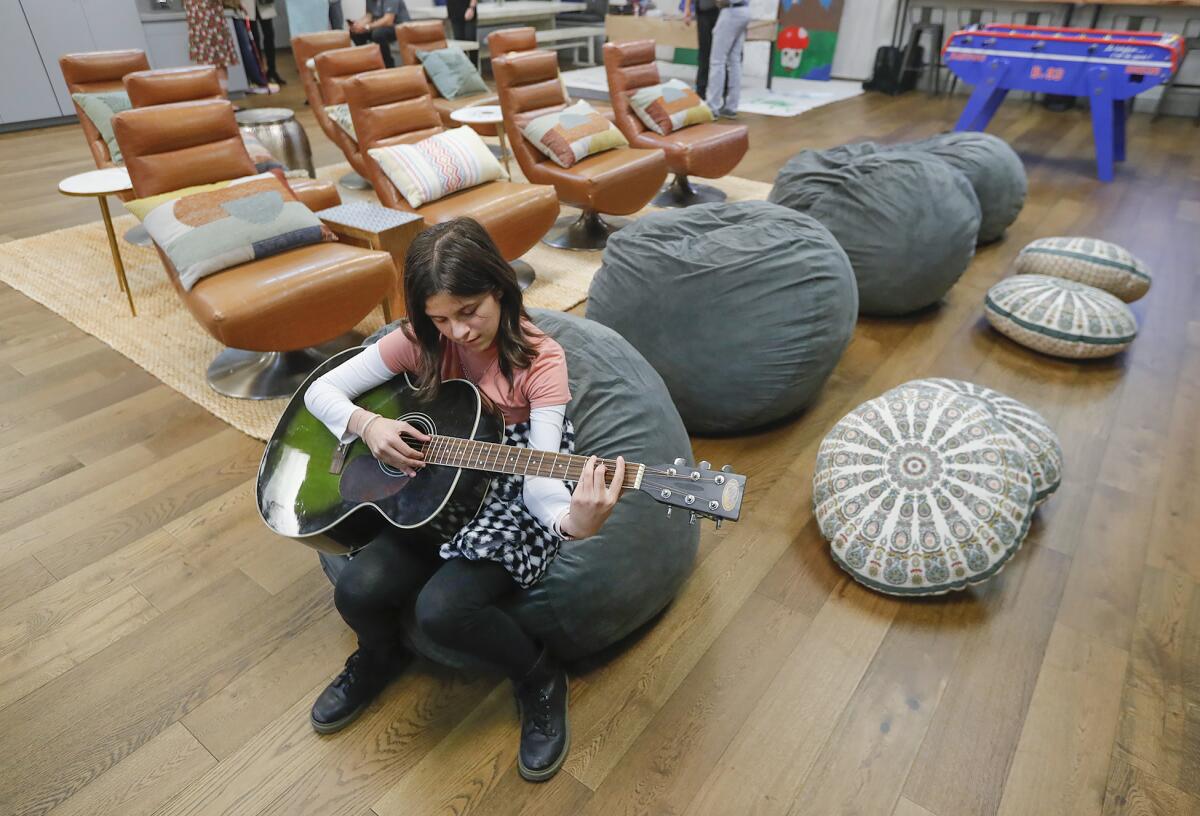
[769,147,982,316]
[320,309,699,667]
[587,200,857,435]
[892,132,1026,244]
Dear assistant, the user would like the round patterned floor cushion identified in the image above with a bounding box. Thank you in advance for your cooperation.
[1014,236,1150,302]
[321,309,700,668]
[588,200,858,434]
[922,378,1063,504]
[813,380,1037,595]
[891,132,1026,244]
[769,146,981,316]
[984,274,1138,359]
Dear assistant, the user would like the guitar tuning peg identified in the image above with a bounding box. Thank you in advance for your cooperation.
[666,508,672,519]
[721,464,733,473]
[689,512,697,525]
[674,457,687,466]
[715,519,723,530]
[699,460,711,470]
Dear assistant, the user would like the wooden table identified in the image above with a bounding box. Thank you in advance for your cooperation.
[58,167,138,317]
[317,202,426,320]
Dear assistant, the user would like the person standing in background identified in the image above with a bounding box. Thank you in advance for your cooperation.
[185,0,239,90]
[252,0,287,85]
[682,0,720,101]
[447,0,479,66]
[349,0,410,68]
[705,0,751,118]
[329,0,345,29]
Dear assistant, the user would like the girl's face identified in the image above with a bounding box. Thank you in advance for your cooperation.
[425,290,502,351]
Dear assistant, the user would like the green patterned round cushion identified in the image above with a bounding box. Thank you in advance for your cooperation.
[984,275,1137,359]
[1014,236,1150,302]
[813,380,1037,596]
[923,378,1063,504]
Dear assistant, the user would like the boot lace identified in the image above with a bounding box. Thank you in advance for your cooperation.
[333,651,363,690]
[531,689,557,737]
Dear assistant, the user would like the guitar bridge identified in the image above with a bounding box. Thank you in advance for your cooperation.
[329,442,350,474]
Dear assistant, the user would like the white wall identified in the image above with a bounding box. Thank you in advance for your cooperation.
[832,0,899,80]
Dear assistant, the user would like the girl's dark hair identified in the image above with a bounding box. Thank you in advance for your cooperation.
[401,217,534,398]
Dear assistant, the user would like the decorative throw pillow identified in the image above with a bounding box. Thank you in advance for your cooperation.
[241,132,285,173]
[1014,236,1151,302]
[922,378,1063,504]
[521,100,628,168]
[72,91,132,164]
[984,274,1138,359]
[325,103,357,143]
[417,47,489,100]
[813,380,1037,596]
[125,172,336,291]
[629,79,714,135]
[367,126,505,209]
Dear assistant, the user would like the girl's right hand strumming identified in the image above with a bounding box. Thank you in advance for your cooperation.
[363,418,430,477]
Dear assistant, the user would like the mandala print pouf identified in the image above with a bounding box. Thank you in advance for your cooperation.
[813,381,1037,595]
[984,274,1138,359]
[923,378,1063,504]
[1014,236,1151,302]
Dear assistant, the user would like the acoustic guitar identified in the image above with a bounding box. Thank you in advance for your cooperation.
[256,348,746,546]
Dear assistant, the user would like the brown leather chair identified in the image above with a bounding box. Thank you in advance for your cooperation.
[345,67,558,268]
[315,45,390,188]
[396,21,497,134]
[111,99,397,399]
[486,26,537,59]
[492,50,667,250]
[293,32,376,190]
[59,49,150,185]
[604,40,749,208]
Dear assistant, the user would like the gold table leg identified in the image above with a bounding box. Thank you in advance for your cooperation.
[98,196,137,317]
[497,127,511,177]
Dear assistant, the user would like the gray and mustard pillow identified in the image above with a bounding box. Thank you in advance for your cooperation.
[629,79,713,135]
[324,103,357,143]
[125,172,336,291]
[72,91,132,164]
[521,100,628,168]
[417,47,489,100]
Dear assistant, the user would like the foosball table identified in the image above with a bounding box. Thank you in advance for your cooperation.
[943,23,1186,181]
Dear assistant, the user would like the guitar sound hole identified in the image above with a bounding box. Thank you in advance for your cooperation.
[375,414,436,479]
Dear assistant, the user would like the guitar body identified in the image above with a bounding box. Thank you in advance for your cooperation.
[256,347,503,546]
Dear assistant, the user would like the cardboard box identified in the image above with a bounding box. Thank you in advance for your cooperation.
[604,14,777,48]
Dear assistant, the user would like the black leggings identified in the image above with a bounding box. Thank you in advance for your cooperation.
[333,532,541,680]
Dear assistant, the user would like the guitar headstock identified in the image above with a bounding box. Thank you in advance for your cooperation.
[637,458,746,527]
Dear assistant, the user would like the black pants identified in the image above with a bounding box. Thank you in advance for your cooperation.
[695,7,721,99]
[333,532,541,680]
[447,4,479,67]
[252,11,277,79]
[351,26,398,68]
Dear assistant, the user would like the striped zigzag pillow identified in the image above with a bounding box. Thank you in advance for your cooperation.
[368,126,506,209]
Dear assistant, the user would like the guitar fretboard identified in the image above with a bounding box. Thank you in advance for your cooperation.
[422,436,644,490]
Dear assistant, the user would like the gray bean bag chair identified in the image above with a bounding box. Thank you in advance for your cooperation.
[319,309,699,668]
[768,146,982,317]
[892,132,1026,244]
[587,200,857,435]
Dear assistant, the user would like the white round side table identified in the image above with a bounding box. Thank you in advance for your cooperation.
[450,105,510,176]
[58,167,138,316]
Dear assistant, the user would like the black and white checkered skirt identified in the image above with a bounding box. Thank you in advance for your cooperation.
[438,418,576,588]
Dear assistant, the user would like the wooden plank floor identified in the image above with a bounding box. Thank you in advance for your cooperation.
[2,56,1200,816]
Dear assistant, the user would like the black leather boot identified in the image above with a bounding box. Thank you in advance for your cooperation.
[514,648,570,781]
[310,647,405,734]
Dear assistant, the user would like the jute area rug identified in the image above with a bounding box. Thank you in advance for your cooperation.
[0,165,770,441]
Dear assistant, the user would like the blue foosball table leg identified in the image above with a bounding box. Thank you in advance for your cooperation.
[1114,100,1128,163]
[954,61,1011,131]
[1088,67,1116,182]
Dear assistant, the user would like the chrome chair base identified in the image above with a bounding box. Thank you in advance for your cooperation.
[652,174,728,208]
[511,259,536,291]
[207,333,362,400]
[123,223,152,247]
[339,171,372,190]
[542,210,630,251]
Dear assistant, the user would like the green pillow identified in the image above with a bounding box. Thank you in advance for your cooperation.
[72,91,132,164]
[416,47,488,100]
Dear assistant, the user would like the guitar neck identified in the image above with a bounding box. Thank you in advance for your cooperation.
[422,436,645,491]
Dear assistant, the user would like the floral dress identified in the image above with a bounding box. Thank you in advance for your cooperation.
[185,0,239,67]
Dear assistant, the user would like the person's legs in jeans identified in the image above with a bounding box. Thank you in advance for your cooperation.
[722,6,751,113]
[705,8,734,112]
[255,11,282,83]
[696,7,719,100]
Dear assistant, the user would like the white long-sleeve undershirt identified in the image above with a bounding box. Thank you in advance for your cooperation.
[304,344,574,536]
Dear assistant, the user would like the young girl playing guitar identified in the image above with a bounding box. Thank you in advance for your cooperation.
[303,217,625,782]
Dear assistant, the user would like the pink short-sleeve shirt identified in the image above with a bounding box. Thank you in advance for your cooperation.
[376,320,572,426]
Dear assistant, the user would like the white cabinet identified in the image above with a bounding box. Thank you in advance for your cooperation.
[0,2,66,122]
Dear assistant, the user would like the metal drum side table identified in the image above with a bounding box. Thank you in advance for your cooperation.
[235,107,316,178]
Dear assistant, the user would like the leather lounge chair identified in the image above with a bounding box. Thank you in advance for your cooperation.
[396,21,497,133]
[112,99,397,399]
[491,49,667,250]
[604,39,749,207]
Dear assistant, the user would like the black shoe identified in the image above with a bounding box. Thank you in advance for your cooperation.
[269,71,287,86]
[310,647,404,734]
[514,649,570,782]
